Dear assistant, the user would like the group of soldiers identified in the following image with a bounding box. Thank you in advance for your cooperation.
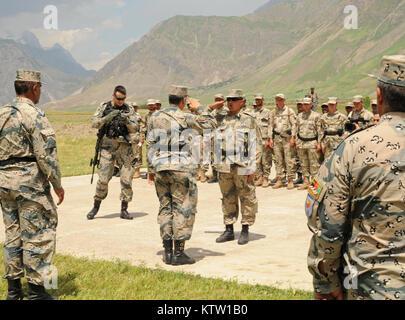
[0,54,404,300]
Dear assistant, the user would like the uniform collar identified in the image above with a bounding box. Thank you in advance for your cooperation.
[380,112,405,122]
[14,97,36,107]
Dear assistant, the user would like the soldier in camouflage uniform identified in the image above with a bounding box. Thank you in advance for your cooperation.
[131,102,145,179]
[347,95,374,130]
[320,97,347,159]
[253,94,272,188]
[87,86,139,221]
[147,86,222,265]
[0,70,65,300]
[269,94,297,190]
[345,102,354,116]
[307,55,405,300]
[296,98,322,190]
[294,99,304,185]
[309,86,319,112]
[214,89,262,246]
[155,100,162,111]
[371,99,378,115]
[144,99,157,179]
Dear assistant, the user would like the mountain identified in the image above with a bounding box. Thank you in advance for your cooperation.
[0,38,86,105]
[46,0,405,109]
[254,0,293,13]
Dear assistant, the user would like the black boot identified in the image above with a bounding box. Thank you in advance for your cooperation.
[238,225,249,245]
[216,225,235,243]
[87,200,101,220]
[207,170,218,184]
[294,173,304,185]
[6,279,25,300]
[27,283,57,300]
[120,202,133,220]
[163,240,173,265]
[171,240,195,266]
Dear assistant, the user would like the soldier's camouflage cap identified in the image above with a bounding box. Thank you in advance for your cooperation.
[296,99,304,104]
[353,95,363,103]
[147,99,157,105]
[346,102,354,108]
[15,69,46,84]
[371,99,377,105]
[369,55,405,87]
[254,93,264,100]
[321,103,328,108]
[275,93,285,100]
[303,97,312,105]
[227,89,245,99]
[328,97,338,104]
[155,100,161,104]
[214,94,225,100]
[170,85,189,97]
[131,102,139,107]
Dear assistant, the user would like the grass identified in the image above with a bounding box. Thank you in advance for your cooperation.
[0,249,312,300]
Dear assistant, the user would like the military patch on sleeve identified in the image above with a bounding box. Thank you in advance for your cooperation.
[305,194,316,218]
[198,116,207,121]
[308,178,323,200]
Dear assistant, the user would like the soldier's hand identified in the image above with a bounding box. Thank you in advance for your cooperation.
[290,136,295,148]
[103,110,120,123]
[54,187,65,206]
[209,100,225,111]
[188,97,201,112]
[269,139,274,149]
[316,143,322,153]
[264,141,271,150]
[314,289,344,301]
[148,173,155,185]
[247,173,255,185]
[321,146,326,154]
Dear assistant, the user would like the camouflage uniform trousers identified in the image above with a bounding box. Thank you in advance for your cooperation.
[218,166,258,226]
[155,171,198,241]
[0,189,57,286]
[132,143,143,170]
[256,140,273,178]
[273,135,297,180]
[297,148,321,180]
[95,141,136,202]
[323,136,343,160]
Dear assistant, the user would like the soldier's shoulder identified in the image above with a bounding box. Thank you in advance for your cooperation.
[343,124,377,146]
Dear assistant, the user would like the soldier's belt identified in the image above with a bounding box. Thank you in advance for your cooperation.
[324,130,344,137]
[297,134,318,142]
[0,157,36,166]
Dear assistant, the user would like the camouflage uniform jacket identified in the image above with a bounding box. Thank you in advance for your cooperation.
[348,108,374,128]
[91,101,139,146]
[320,111,347,145]
[296,110,322,149]
[253,107,272,140]
[307,112,405,300]
[135,111,146,141]
[147,106,217,173]
[215,109,263,174]
[268,106,297,138]
[0,97,62,210]
[211,106,229,127]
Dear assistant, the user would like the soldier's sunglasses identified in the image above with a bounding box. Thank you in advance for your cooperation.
[114,95,126,101]
[227,97,243,102]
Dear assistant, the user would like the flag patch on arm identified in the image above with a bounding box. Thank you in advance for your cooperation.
[308,178,323,200]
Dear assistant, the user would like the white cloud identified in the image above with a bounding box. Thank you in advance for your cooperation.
[32,28,95,51]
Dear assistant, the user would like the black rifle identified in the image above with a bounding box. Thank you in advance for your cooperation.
[90,126,107,184]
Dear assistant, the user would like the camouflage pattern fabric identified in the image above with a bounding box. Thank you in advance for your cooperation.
[155,171,197,241]
[320,111,347,159]
[132,111,145,169]
[91,101,138,202]
[307,112,405,300]
[296,110,322,149]
[348,108,374,128]
[209,106,229,169]
[269,106,297,179]
[254,107,273,178]
[0,97,62,286]
[297,148,321,180]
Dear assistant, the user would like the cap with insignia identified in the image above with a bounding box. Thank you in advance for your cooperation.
[353,95,363,103]
[303,97,312,105]
[226,89,245,99]
[147,99,156,105]
[254,93,264,100]
[328,97,338,104]
[275,93,285,100]
[170,85,189,97]
[15,69,45,84]
[369,55,405,87]
[296,99,304,104]
[371,99,377,105]
[214,94,225,100]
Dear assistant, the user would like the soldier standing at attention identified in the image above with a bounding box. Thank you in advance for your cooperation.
[294,99,304,185]
[296,98,322,190]
[309,86,319,111]
[307,55,405,300]
[253,94,272,188]
[348,95,374,130]
[269,94,297,190]
[0,70,65,300]
[147,86,222,265]
[87,86,139,220]
[131,102,145,179]
[215,89,262,246]
[320,97,347,159]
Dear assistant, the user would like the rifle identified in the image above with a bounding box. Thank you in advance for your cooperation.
[90,127,107,184]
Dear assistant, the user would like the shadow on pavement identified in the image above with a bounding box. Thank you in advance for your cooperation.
[204,231,266,242]
[157,247,225,263]
[97,212,148,220]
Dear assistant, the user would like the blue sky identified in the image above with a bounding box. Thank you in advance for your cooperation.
[0,0,269,70]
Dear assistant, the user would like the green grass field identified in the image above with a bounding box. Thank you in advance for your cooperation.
[0,249,312,300]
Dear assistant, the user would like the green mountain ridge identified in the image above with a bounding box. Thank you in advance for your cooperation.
[45,0,405,110]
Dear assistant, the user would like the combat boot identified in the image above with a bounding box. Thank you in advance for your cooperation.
[163,240,173,265]
[238,225,249,245]
[27,283,57,300]
[6,279,25,300]
[287,178,295,190]
[262,177,269,188]
[133,168,141,179]
[216,225,235,243]
[298,177,310,190]
[120,201,133,220]
[272,178,283,189]
[255,176,263,187]
[171,241,195,266]
[294,172,304,185]
[200,170,207,183]
[87,200,101,220]
[207,170,218,184]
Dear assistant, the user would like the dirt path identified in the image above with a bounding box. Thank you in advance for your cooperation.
[0,171,313,291]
